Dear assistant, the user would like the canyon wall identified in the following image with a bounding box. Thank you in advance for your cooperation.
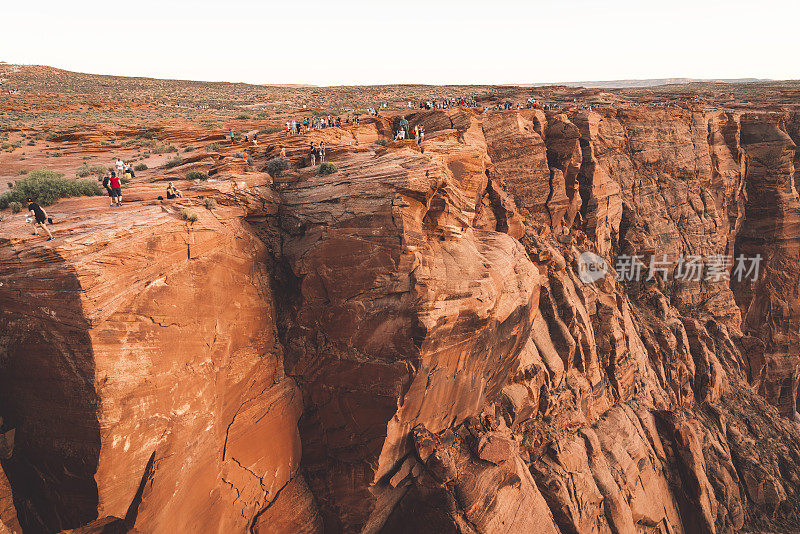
[1,108,800,533]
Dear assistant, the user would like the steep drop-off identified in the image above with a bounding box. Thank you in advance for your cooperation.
[1,108,800,534]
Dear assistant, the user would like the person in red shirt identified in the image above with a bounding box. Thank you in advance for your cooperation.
[109,172,122,206]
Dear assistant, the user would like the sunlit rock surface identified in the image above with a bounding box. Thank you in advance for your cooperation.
[1,109,800,533]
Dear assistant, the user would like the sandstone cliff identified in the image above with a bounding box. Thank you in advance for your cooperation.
[1,108,800,534]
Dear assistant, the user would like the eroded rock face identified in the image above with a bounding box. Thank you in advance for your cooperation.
[0,199,304,533]
[2,107,800,534]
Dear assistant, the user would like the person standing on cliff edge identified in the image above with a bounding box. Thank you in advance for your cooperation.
[27,198,53,240]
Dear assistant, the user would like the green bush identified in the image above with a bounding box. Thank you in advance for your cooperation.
[186,170,209,181]
[133,163,148,171]
[153,144,177,154]
[318,162,337,175]
[77,164,108,177]
[264,158,289,178]
[180,208,198,222]
[76,164,92,177]
[164,156,184,169]
[9,201,22,213]
[0,169,101,209]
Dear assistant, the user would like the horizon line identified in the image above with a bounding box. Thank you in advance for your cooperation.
[0,62,787,89]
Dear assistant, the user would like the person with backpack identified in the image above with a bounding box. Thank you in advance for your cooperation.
[109,171,122,206]
[102,173,114,205]
[309,142,316,166]
[27,198,53,240]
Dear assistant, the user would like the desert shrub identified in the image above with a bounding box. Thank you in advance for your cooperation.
[203,198,217,210]
[186,170,209,181]
[51,151,63,157]
[236,114,251,120]
[184,146,195,152]
[0,169,101,208]
[258,126,281,135]
[232,153,244,159]
[138,130,157,140]
[264,158,289,178]
[206,143,221,152]
[76,164,92,177]
[76,163,106,177]
[318,162,337,175]
[27,140,35,146]
[180,208,198,222]
[153,144,177,154]
[120,176,131,185]
[164,156,184,169]
[133,163,148,171]
[374,139,389,146]
[9,201,22,213]
[17,169,27,175]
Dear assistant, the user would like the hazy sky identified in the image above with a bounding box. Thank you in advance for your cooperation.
[2,0,797,85]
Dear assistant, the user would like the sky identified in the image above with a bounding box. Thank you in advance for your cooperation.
[2,0,798,86]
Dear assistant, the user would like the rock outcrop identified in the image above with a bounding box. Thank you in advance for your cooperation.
[2,107,800,534]
[0,196,303,533]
